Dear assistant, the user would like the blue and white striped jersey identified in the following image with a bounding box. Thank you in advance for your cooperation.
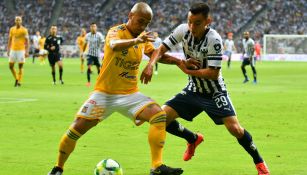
[163,24,227,95]
[85,32,104,57]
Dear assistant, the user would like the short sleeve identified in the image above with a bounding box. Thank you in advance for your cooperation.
[144,41,155,54]
[163,24,187,50]
[207,33,223,69]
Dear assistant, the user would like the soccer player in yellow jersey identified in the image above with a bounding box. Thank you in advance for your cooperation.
[76,28,87,73]
[48,2,183,175]
[7,16,29,87]
[38,36,47,65]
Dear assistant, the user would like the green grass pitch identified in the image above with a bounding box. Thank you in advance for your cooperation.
[0,58,307,175]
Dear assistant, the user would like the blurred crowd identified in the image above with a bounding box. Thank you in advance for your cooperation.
[0,0,306,51]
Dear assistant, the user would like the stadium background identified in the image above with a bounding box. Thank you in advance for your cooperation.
[1,1,307,175]
[0,0,306,58]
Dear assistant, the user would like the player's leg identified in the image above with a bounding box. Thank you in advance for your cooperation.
[241,58,249,83]
[94,56,101,74]
[251,58,257,84]
[48,118,99,175]
[57,60,64,84]
[49,92,109,175]
[17,63,24,86]
[9,62,18,86]
[80,52,84,73]
[137,104,183,174]
[51,65,56,85]
[223,116,270,174]
[227,52,232,68]
[86,56,93,86]
[163,90,204,161]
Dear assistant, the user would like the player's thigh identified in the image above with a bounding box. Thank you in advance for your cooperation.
[87,55,94,65]
[162,105,179,125]
[202,92,236,125]
[164,90,202,121]
[76,92,113,122]
[117,92,162,125]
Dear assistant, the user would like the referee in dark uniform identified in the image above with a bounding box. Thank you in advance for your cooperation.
[44,25,64,85]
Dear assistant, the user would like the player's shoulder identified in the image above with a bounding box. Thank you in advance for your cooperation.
[109,24,126,33]
[174,23,189,32]
[207,28,222,42]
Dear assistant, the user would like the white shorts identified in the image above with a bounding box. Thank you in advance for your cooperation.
[9,50,25,63]
[76,91,156,125]
[39,49,48,56]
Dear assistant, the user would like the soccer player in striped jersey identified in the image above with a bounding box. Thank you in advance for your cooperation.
[224,32,236,68]
[76,28,87,73]
[83,23,104,87]
[48,2,183,175]
[141,3,269,175]
[7,16,29,87]
[241,31,257,83]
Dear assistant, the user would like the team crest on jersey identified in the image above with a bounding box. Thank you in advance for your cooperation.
[81,106,88,113]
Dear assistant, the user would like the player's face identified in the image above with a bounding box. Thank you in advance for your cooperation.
[50,26,57,35]
[15,17,22,26]
[244,32,249,39]
[188,12,211,39]
[81,29,86,36]
[90,24,97,33]
[129,12,152,36]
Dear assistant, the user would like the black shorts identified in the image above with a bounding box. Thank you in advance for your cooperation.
[87,55,100,66]
[242,57,256,67]
[48,53,61,66]
[34,48,40,54]
[165,90,236,125]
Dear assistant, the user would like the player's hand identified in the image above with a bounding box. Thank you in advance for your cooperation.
[140,62,154,84]
[135,32,155,44]
[7,51,10,57]
[25,52,29,58]
[50,46,56,50]
[185,58,201,70]
[177,60,189,73]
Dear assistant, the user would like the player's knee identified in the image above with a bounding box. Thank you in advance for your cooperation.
[228,124,244,138]
[149,111,167,125]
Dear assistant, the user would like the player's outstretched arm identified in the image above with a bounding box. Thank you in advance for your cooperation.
[140,44,169,84]
[111,32,154,51]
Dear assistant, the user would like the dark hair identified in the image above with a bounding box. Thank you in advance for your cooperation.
[91,22,96,25]
[189,2,210,18]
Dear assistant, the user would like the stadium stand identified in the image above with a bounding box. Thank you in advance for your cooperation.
[0,0,305,54]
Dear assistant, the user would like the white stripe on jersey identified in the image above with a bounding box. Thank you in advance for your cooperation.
[85,32,104,57]
[163,24,227,95]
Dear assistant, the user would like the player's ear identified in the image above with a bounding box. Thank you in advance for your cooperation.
[128,12,133,20]
[205,16,212,25]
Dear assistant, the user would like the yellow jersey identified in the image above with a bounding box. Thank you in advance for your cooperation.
[39,37,46,50]
[76,35,86,52]
[9,26,29,51]
[94,24,154,94]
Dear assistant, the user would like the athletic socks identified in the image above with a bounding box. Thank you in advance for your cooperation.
[166,120,197,144]
[237,129,263,164]
[148,111,167,168]
[59,67,63,81]
[241,66,248,79]
[52,71,56,82]
[87,68,91,83]
[251,66,257,81]
[56,127,82,169]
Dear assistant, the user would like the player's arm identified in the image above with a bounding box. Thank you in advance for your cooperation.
[44,38,50,52]
[7,28,12,56]
[177,63,220,80]
[24,30,30,57]
[110,31,154,51]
